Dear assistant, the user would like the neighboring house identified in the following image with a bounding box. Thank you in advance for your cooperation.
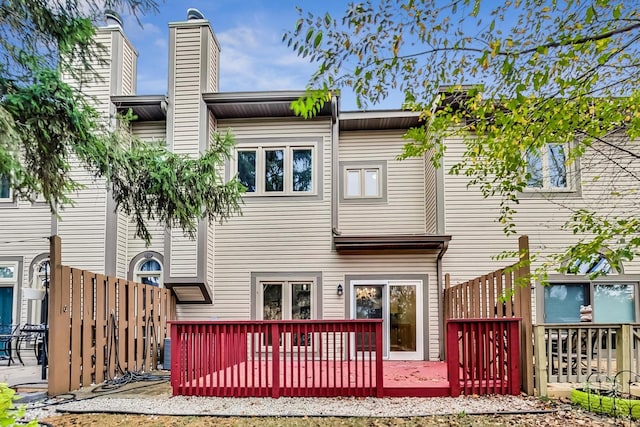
[1,11,639,361]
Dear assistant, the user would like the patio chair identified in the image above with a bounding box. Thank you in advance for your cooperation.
[0,324,19,366]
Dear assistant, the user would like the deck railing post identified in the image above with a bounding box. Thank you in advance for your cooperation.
[617,324,631,394]
[271,322,280,398]
[375,321,384,397]
[170,322,179,395]
[446,321,461,397]
[533,325,548,397]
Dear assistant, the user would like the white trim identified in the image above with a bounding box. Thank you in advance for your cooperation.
[349,279,424,361]
[133,257,164,288]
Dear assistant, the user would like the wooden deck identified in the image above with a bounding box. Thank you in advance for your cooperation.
[181,360,450,397]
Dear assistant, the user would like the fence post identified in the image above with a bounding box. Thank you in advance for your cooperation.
[517,235,534,395]
[48,235,69,396]
[375,321,384,397]
[446,321,461,397]
[271,323,280,398]
[533,325,548,397]
[617,324,631,394]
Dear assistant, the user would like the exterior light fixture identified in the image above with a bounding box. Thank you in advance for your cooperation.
[337,284,344,296]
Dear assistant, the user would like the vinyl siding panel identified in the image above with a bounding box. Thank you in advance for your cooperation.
[338,130,425,235]
[171,27,202,156]
[0,203,51,324]
[57,167,107,272]
[424,151,438,234]
[207,30,219,92]
[132,122,166,143]
[121,37,136,95]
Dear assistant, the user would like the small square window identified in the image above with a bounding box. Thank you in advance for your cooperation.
[345,168,380,198]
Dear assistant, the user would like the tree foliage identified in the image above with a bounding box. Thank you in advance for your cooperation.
[285,0,640,275]
[0,0,244,243]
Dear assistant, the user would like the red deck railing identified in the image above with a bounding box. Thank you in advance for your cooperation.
[446,318,521,396]
[170,320,383,398]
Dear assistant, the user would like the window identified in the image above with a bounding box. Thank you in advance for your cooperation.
[340,161,387,202]
[236,144,314,196]
[0,175,11,201]
[526,143,569,190]
[260,281,313,321]
[134,258,163,287]
[346,168,380,198]
[543,281,637,323]
[259,280,314,347]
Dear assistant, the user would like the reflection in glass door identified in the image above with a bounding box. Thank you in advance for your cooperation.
[354,285,384,357]
[351,280,423,360]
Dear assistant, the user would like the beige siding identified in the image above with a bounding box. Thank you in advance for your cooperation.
[207,30,219,92]
[171,26,201,156]
[120,37,137,95]
[132,121,166,143]
[0,202,51,324]
[338,130,425,235]
[424,151,438,234]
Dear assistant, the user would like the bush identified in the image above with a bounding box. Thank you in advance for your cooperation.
[0,383,37,426]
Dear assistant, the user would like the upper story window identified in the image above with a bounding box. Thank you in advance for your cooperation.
[340,161,387,203]
[237,144,315,196]
[346,168,380,198]
[526,143,569,190]
[0,174,11,201]
[134,258,163,287]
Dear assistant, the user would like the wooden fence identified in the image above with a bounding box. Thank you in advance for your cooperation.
[170,320,384,398]
[447,318,521,396]
[48,236,176,395]
[443,235,533,395]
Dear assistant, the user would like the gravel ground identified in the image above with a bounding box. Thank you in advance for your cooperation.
[21,394,550,422]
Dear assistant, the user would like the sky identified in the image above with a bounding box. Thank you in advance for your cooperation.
[118,0,402,110]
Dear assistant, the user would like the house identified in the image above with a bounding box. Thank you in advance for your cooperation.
[1,10,639,364]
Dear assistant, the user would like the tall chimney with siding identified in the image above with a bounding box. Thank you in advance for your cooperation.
[164,9,220,307]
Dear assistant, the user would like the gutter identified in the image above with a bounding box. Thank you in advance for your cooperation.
[437,239,450,360]
[331,95,340,243]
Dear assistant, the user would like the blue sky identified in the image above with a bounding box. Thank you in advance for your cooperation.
[120,1,400,110]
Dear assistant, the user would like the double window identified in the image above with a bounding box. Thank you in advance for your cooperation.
[340,161,387,202]
[346,168,380,198]
[543,282,637,323]
[526,143,570,190]
[237,144,315,196]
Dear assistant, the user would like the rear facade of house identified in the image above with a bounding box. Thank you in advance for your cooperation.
[1,11,639,362]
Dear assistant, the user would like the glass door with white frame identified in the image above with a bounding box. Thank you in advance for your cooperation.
[351,280,423,360]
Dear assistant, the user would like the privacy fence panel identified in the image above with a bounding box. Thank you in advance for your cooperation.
[48,236,176,395]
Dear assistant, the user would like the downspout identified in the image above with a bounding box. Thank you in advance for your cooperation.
[331,95,340,242]
[437,240,449,360]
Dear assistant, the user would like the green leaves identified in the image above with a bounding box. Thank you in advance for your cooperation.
[288,0,640,274]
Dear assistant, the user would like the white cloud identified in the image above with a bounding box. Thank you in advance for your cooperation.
[217,24,315,92]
